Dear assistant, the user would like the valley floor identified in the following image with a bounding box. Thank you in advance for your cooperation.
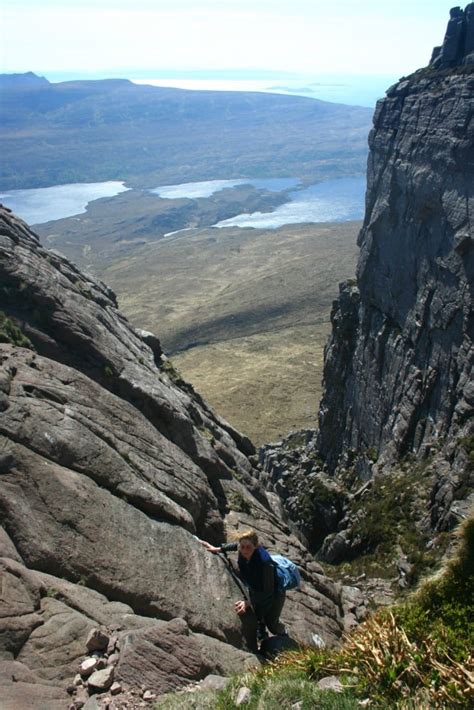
[100,221,360,444]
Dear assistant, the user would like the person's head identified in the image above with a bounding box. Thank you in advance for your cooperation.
[235,529,259,560]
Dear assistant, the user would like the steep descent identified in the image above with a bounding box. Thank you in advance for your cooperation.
[0,206,350,708]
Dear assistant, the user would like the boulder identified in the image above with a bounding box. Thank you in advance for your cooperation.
[87,666,114,692]
[85,629,110,653]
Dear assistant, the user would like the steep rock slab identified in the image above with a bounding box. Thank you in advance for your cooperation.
[0,660,68,710]
[0,205,347,703]
[0,206,256,522]
[318,13,474,474]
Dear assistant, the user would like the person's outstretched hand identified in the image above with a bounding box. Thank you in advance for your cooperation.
[199,539,221,554]
[234,600,249,615]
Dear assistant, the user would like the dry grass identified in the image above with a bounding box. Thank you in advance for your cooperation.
[173,323,329,444]
[266,516,474,707]
[102,221,359,443]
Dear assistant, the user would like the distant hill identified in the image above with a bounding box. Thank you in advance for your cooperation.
[0,72,373,190]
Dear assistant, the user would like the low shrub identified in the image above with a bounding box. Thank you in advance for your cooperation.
[0,310,32,348]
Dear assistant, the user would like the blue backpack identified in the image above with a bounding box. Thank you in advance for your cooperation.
[271,554,301,591]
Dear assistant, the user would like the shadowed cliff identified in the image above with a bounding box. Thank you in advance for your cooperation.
[318,4,473,482]
[256,5,473,581]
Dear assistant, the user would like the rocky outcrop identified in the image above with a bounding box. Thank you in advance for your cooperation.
[430,3,474,68]
[252,9,473,587]
[318,8,474,487]
[0,206,350,708]
[255,431,347,552]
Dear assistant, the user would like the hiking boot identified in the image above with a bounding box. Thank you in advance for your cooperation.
[256,623,269,643]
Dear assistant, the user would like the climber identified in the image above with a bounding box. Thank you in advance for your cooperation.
[199,529,287,644]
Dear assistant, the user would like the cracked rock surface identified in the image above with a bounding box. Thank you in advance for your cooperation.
[0,206,347,708]
[318,53,473,479]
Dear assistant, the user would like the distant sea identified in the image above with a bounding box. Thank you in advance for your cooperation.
[131,75,397,108]
[45,70,400,108]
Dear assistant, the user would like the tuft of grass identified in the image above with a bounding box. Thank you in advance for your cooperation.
[198,426,216,445]
[255,679,359,708]
[45,587,60,599]
[366,447,378,463]
[155,689,222,709]
[160,358,187,386]
[281,516,474,707]
[155,673,361,709]
[0,310,32,349]
[227,491,252,515]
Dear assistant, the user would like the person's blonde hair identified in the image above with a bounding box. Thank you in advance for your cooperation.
[230,529,259,546]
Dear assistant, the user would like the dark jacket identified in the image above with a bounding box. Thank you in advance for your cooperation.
[220,542,282,619]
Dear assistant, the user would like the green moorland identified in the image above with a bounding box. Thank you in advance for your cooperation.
[0,73,372,191]
[156,516,474,708]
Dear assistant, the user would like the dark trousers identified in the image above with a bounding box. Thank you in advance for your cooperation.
[259,591,286,634]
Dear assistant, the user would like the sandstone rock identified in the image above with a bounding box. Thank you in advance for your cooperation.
[115,618,258,696]
[430,4,474,68]
[106,635,119,655]
[199,674,230,691]
[82,698,101,710]
[343,613,358,634]
[317,675,344,692]
[0,525,23,562]
[0,659,69,710]
[72,687,89,708]
[87,666,114,692]
[320,530,352,564]
[86,629,110,653]
[235,686,252,705]
[316,13,473,530]
[143,689,156,701]
[80,658,100,677]
[257,432,347,551]
[110,681,122,695]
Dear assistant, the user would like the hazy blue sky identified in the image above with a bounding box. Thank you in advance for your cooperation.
[1,0,452,77]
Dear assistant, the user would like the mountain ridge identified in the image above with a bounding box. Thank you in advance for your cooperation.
[0,72,372,191]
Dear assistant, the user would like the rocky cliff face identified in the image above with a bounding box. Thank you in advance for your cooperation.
[0,207,351,709]
[255,7,473,575]
[318,5,474,483]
